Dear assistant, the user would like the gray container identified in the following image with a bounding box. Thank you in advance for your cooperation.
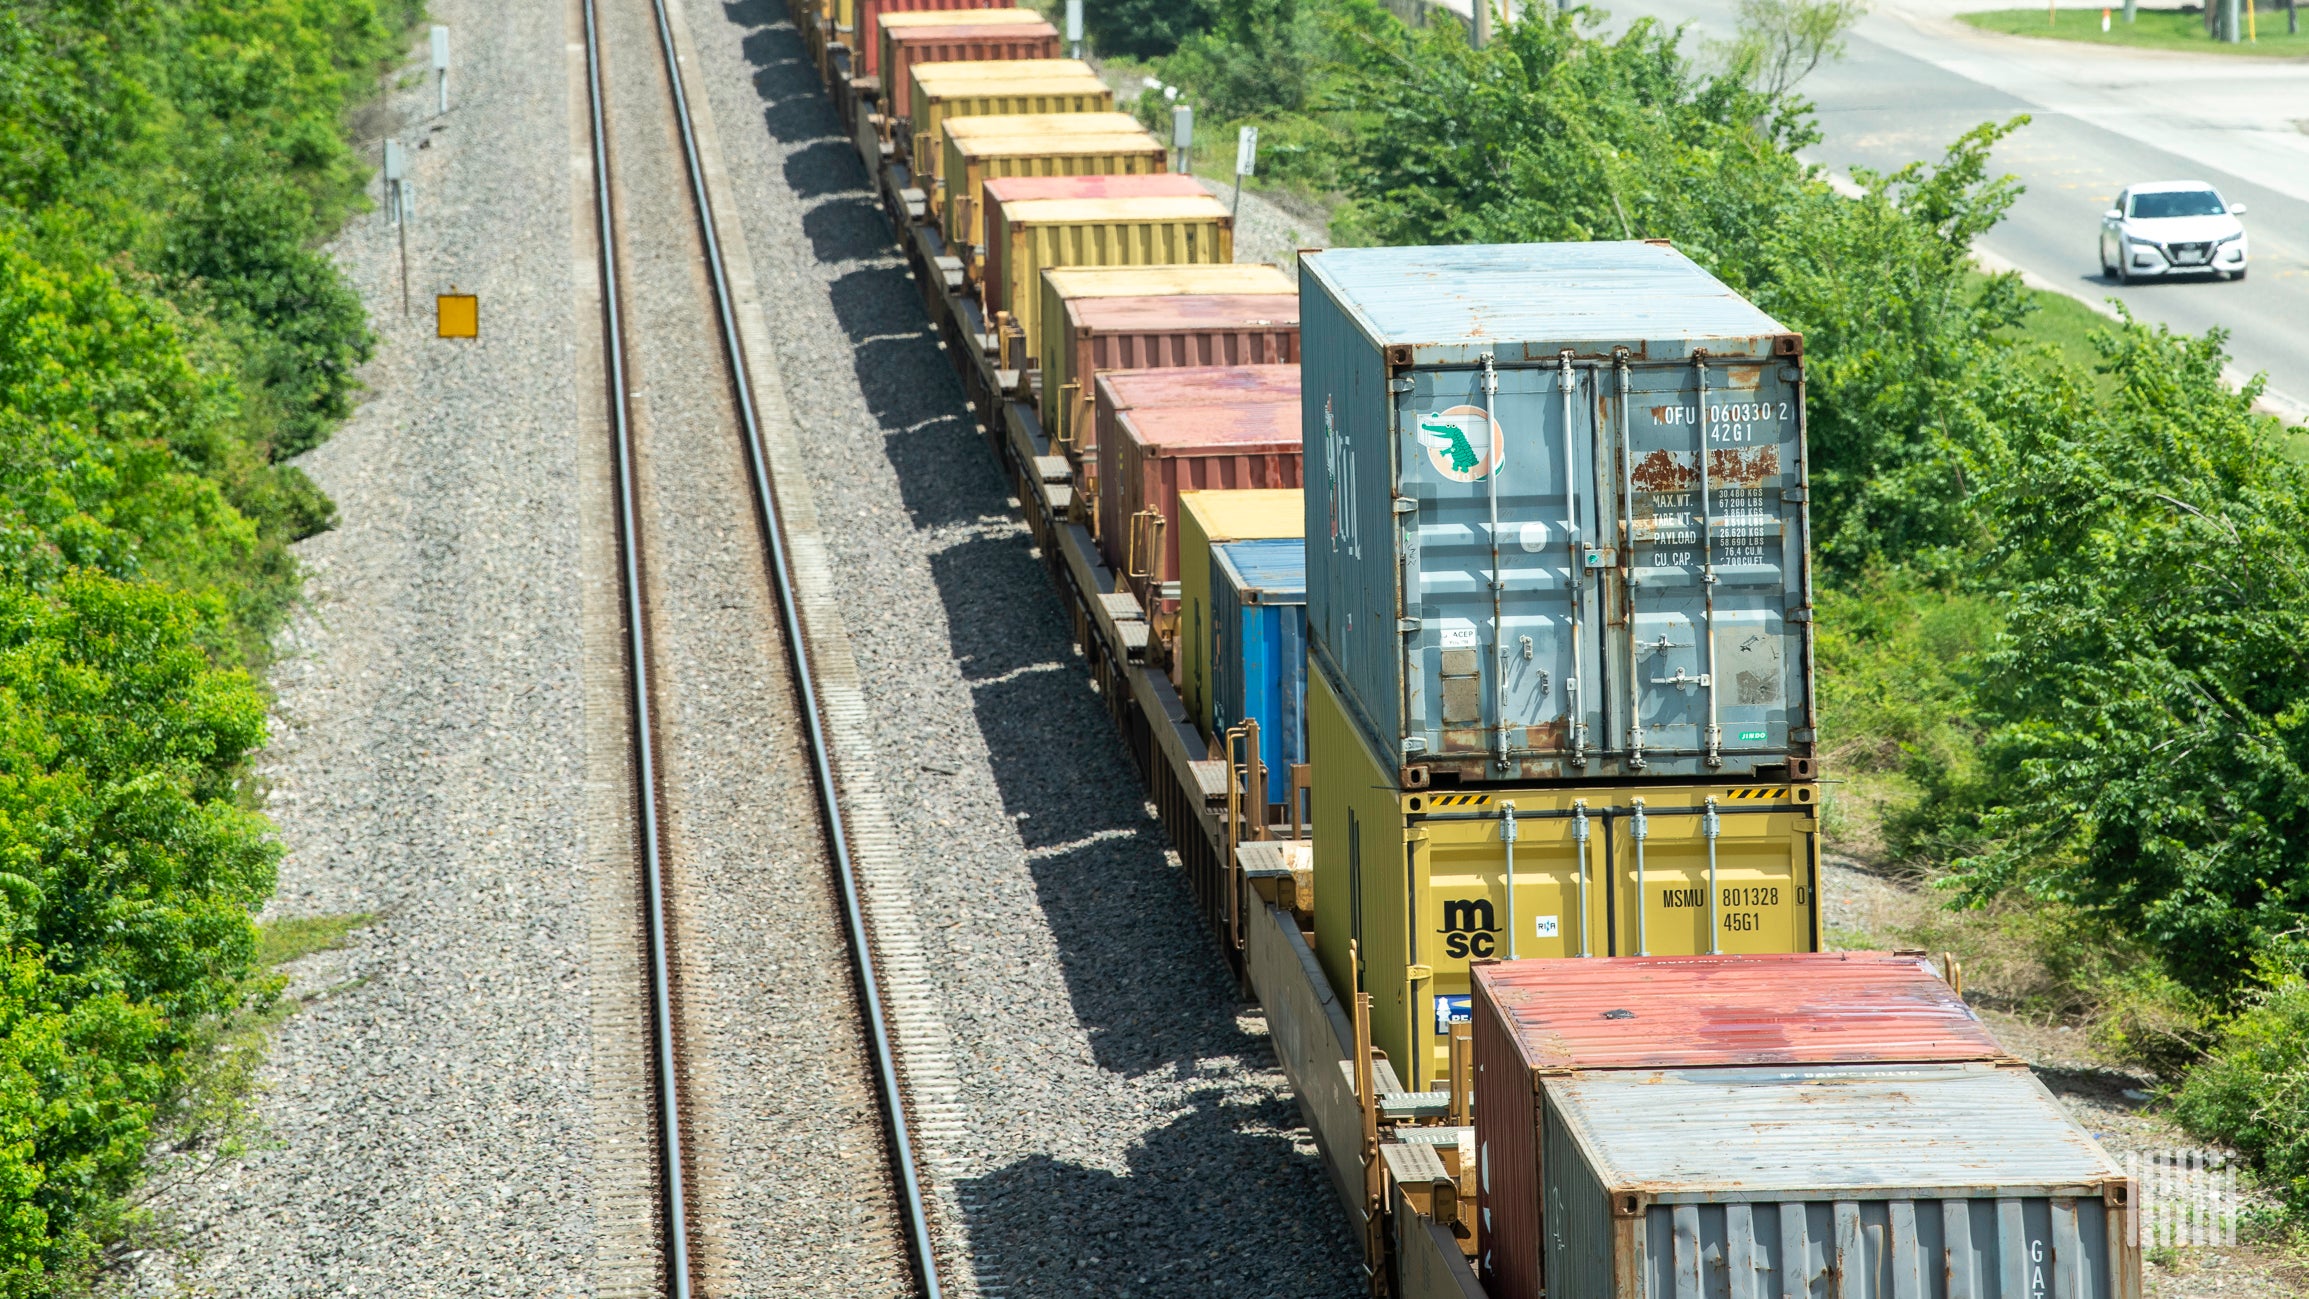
[1300,243,1816,787]
[1479,1062,2140,1299]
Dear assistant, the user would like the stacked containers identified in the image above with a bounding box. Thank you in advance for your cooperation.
[874,11,1059,119]
[979,188,1233,357]
[1043,289,1299,455]
[1177,489,1302,737]
[1103,404,1301,622]
[1469,955,2139,1299]
[1036,262,1297,447]
[1211,539,1309,779]
[1088,365,1299,550]
[1299,242,1822,1083]
[939,116,1166,253]
[1300,242,1817,787]
[902,60,1109,181]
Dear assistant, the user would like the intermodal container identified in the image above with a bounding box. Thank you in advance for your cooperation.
[1042,292,1299,455]
[875,11,1057,116]
[1477,1060,2140,1299]
[903,61,1109,180]
[1469,952,2016,1299]
[941,125,1166,252]
[979,194,1233,358]
[1100,403,1302,608]
[1037,263,1296,434]
[1307,662,1818,1090]
[858,0,1011,76]
[1086,365,1299,538]
[1178,489,1303,739]
[1300,242,1816,788]
[1212,539,1310,779]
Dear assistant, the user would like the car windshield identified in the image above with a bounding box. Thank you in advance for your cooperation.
[2130,190,2229,219]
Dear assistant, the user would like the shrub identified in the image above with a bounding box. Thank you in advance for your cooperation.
[2173,975,2309,1218]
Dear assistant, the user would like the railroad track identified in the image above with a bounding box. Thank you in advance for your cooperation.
[577,0,944,1291]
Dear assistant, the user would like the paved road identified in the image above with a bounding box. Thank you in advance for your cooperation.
[1445,0,2309,412]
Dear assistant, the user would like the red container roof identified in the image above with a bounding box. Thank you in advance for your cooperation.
[1118,401,1301,452]
[1099,364,1300,410]
[1073,293,1299,332]
[1473,952,2011,1073]
[983,173,1210,205]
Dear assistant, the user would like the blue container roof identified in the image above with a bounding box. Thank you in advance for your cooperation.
[1303,241,1790,350]
[1215,537,1305,597]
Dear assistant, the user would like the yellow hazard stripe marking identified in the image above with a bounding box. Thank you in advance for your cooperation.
[1722,787,1791,800]
[1424,794,1493,807]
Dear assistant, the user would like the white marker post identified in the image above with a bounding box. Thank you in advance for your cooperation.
[1171,103,1194,175]
[1065,0,1083,59]
[1231,124,1258,217]
[383,139,412,317]
[431,27,450,115]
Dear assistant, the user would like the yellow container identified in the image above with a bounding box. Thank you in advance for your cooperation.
[1307,665,1819,1090]
[1179,489,1303,740]
[983,197,1234,369]
[877,10,1054,100]
[940,119,1165,249]
[904,60,1110,185]
[1037,264,1298,442]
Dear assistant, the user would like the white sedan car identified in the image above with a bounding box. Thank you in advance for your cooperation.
[2101,181,2248,283]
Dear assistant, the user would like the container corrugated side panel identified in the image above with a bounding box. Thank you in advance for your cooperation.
[1472,973,1545,1299]
[873,5,1048,80]
[1211,539,1307,775]
[1539,1089,1613,1299]
[987,197,1233,351]
[983,179,1223,343]
[1084,365,1300,540]
[1101,403,1303,586]
[880,28,1060,118]
[860,0,1009,75]
[1178,489,1304,740]
[942,133,1167,249]
[1472,952,2006,1075]
[903,61,1107,176]
[1044,293,1300,448]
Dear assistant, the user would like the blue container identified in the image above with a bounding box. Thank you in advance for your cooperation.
[1301,242,1816,787]
[1210,538,1308,778]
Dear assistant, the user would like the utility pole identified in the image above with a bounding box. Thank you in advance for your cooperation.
[2224,0,2241,41]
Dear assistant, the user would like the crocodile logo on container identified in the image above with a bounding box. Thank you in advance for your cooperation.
[1417,406,1504,483]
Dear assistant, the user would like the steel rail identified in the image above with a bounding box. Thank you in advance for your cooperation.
[579,0,694,1294]
[639,1,946,1295]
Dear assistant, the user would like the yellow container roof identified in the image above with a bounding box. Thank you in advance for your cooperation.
[945,112,1146,138]
[913,58,1096,84]
[1044,263,1296,299]
[1181,489,1305,541]
[999,195,1230,224]
[952,132,1163,159]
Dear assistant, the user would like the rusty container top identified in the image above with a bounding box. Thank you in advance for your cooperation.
[1099,401,1304,591]
[1471,952,2008,1076]
[876,13,1059,115]
[1042,292,1300,455]
[859,0,1013,75]
[1086,363,1303,493]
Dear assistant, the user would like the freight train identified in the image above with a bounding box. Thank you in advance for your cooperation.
[786,3,2145,1294]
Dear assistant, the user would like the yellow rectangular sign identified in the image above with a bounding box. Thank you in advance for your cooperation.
[437,293,478,338]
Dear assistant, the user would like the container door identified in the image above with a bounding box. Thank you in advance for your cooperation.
[1396,363,1605,770]
[1606,797,1813,958]
[1600,359,1809,778]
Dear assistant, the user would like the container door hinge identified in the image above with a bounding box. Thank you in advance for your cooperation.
[1392,496,1419,515]
[1790,727,1817,743]
[1781,486,1808,503]
[1398,617,1422,633]
[1786,608,1813,623]
[1388,377,1415,394]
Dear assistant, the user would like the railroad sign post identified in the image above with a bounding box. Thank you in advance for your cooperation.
[437,290,478,339]
[1171,104,1194,175]
[1231,125,1257,218]
[1065,0,1082,59]
[431,26,450,115]
[383,139,411,317]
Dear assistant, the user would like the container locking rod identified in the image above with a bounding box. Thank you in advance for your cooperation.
[1572,800,1591,958]
[1615,354,1645,771]
[1704,796,1722,955]
[1560,350,1588,767]
[1631,798,1649,956]
[1501,801,1519,960]
[1694,354,1723,768]
[1481,353,1508,769]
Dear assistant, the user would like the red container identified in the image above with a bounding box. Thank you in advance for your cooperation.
[1100,401,1303,592]
[1045,293,1299,453]
[978,174,1216,321]
[878,21,1059,117]
[1084,365,1301,538]
[1471,953,2009,1299]
[857,0,1007,77]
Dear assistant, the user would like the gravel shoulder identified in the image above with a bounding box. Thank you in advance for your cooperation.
[681,4,1362,1294]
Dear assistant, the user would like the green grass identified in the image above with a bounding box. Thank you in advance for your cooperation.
[1960,6,2309,55]
[256,913,376,967]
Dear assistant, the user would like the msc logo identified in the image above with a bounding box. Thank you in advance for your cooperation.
[1438,897,1498,959]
